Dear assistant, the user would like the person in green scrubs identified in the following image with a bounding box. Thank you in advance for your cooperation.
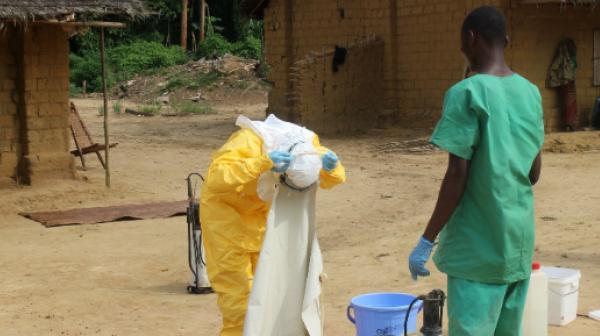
[407,6,544,335]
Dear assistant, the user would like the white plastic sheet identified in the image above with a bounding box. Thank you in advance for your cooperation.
[243,184,323,336]
[236,115,322,201]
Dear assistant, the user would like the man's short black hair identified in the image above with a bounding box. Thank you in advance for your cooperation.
[461,6,507,46]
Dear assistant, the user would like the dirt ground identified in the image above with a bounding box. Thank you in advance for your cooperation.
[1,96,599,335]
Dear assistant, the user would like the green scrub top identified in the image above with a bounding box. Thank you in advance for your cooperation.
[431,73,545,284]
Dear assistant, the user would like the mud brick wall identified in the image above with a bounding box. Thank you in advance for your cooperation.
[0,27,20,186]
[262,0,600,132]
[263,0,397,130]
[509,4,600,131]
[21,26,74,183]
[395,1,489,127]
[288,38,384,134]
[0,25,74,186]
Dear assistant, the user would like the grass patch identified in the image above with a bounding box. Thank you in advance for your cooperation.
[166,71,222,91]
[139,103,162,115]
[98,106,105,116]
[230,80,252,90]
[166,72,188,91]
[190,72,221,89]
[173,101,214,115]
[112,101,122,114]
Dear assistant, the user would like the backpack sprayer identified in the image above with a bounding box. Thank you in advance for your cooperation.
[404,289,446,336]
[186,173,213,295]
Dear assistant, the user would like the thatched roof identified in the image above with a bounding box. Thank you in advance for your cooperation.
[0,0,148,21]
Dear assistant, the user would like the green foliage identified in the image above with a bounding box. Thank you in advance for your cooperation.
[70,52,113,93]
[197,32,233,58]
[109,41,188,80]
[98,106,105,116]
[146,0,180,21]
[166,74,187,91]
[231,36,261,60]
[69,83,82,97]
[196,19,262,60]
[69,2,265,92]
[112,101,122,114]
[70,41,188,92]
[173,101,214,115]
[242,19,263,40]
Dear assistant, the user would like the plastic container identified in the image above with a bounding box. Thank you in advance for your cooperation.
[347,293,423,336]
[540,266,581,326]
[522,262,548,336]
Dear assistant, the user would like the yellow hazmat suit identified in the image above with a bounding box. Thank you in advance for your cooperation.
[200,128,345,336]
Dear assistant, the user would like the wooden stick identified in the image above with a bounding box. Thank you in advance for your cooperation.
[181,0,188,50]
[99,27,111,187]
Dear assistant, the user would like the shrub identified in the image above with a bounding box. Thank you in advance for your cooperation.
[197,33,233,59]
[232,36,261,60]
[233,20,263,60]
[196,26,262,60]
[70,40,189,92]
[109,40,188,80]
[70,52,116,92]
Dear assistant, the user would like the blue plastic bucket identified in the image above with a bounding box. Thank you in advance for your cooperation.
[347,293,423,336]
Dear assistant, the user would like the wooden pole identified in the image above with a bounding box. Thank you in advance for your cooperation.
[99,27,110,188]
[181,0,188,50]
[199,0,206,42]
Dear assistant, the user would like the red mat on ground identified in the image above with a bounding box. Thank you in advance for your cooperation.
[21,200,188,227]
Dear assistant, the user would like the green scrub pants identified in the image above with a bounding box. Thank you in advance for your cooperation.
[447,276,530,336]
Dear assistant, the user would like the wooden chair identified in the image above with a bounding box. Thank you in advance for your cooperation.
[69,102,117,170]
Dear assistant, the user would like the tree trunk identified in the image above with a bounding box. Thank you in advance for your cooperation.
[181,0,188,50]
[199,0,206,42]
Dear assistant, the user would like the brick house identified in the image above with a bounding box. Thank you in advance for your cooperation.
[0,0,145,187]
[242,0,600,133]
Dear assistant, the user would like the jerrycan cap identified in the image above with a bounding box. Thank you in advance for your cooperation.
[532,262,541,270]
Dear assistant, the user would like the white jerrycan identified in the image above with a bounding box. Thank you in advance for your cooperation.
[522,262,548,336]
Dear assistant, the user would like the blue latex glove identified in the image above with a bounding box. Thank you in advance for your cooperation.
[408,236,434,281]
[322,151,339,172]
[269,151,292,173]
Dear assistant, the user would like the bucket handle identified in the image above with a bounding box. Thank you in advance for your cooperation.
[347,305,356,324]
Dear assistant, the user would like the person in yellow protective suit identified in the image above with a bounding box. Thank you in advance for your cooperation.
[200,126,346,336]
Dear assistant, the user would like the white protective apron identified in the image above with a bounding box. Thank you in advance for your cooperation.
[238,115,324,336]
